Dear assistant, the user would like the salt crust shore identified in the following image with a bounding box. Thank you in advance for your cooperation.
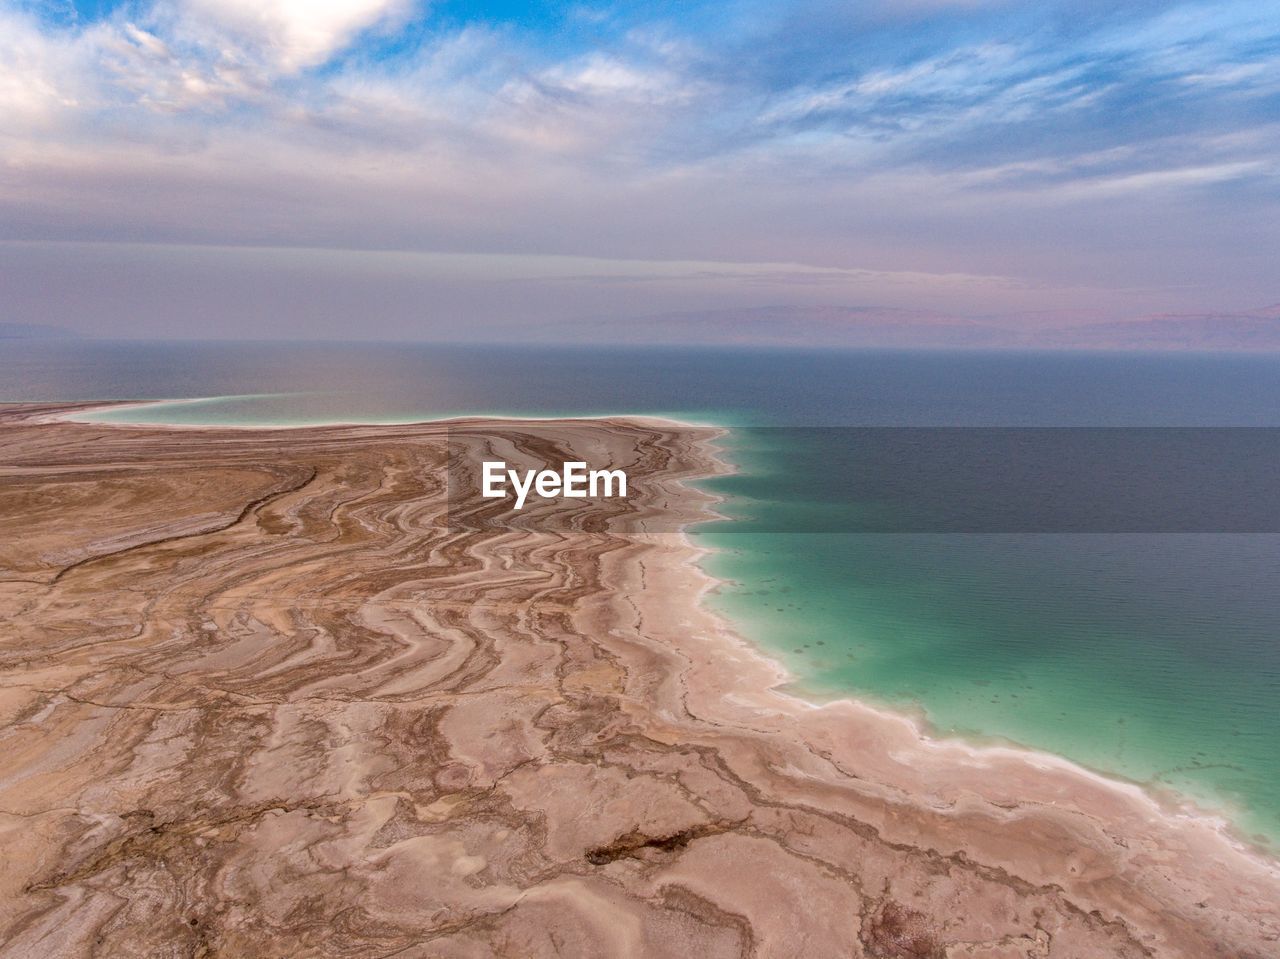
[48,400,1277,846]
[1,402,1278,957]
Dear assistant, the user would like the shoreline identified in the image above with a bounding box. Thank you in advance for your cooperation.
[692,429,1275,852]
[49,398,723,431]
[3,404,1278,955]
[28,399,1280,863]
[591,430,1280,952]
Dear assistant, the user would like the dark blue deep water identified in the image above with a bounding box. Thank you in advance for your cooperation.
[4,340,1280,844]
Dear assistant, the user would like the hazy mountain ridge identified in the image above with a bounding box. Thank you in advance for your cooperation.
[0,322,80,340]
[1036,305,1280,350]
[545,304,1280,350]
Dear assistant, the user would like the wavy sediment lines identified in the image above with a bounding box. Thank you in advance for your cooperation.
[0,404,1277,958]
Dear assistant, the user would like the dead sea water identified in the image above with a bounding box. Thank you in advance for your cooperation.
[5,340,1280,845]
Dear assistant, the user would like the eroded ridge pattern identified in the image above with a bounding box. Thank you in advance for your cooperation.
[1,406,1277,959]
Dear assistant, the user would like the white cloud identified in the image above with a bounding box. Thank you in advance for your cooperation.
[0,0,411,124]
[178,0,412,72]
[0,0,1278,325]
[0,9,81,123]
[1182,58,1280,89]
[1051,161,1272,199]
[755,42,1023,128]
[547,55,674,99]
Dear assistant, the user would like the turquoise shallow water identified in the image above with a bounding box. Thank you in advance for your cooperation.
[6,341,1280,846]
[690,426,1280,846]
[697,526,1280,843]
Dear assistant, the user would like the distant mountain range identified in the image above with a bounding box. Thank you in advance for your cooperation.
[9,306,1280,350]
[1032,305,1280,351]
[538,303,1280,351]
[0,322,79,339]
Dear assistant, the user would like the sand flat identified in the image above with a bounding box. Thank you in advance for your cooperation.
[0,405,1277,958]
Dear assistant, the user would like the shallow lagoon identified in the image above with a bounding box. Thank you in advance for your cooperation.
[7,340,1280,844]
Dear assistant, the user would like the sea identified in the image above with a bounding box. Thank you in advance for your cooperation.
[4,339,1279,848]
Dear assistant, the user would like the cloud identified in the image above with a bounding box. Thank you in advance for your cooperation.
[0,0,416,126]
[1049,160,1273,199]
[539,54,684,103]
[0,0,1278,337]
[176,0,412,72]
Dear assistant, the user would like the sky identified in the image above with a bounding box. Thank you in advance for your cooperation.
[1,0,1279,342]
